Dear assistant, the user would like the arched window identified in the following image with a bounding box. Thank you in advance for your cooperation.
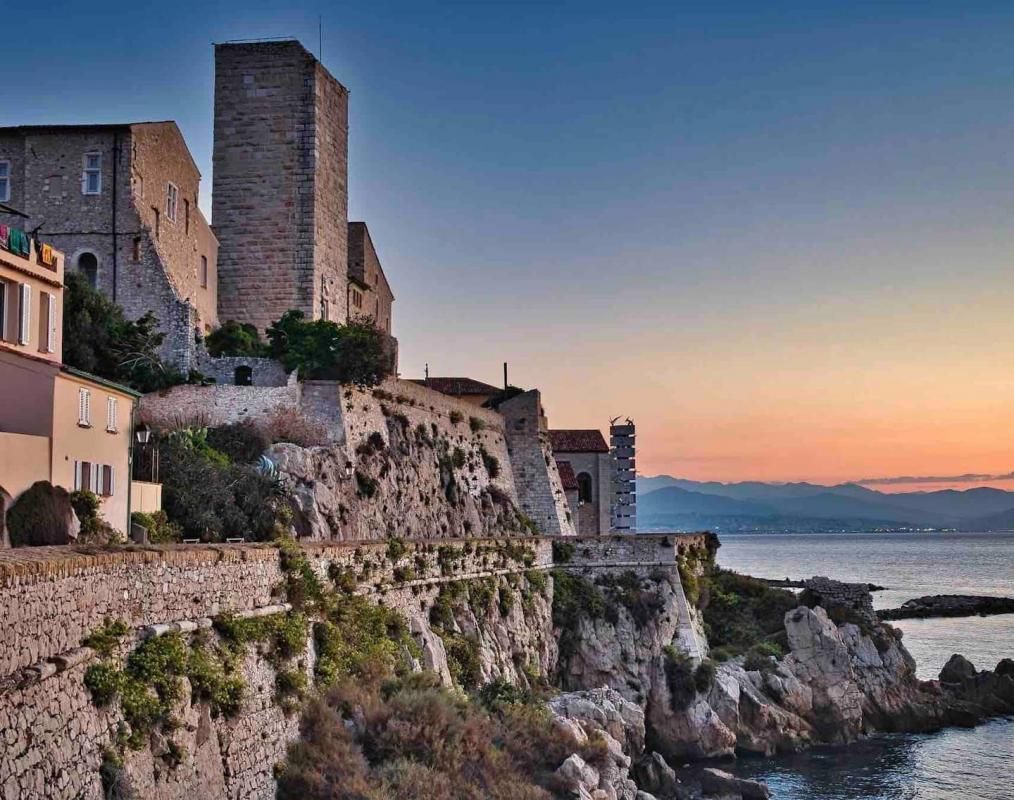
[577,472,593,504]
[234,365,253,386]
[77,252,98,288]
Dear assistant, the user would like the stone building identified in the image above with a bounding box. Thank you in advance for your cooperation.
[610,420,637,532]
[0,123,219,370]
[549,429,611,535]
[408,376,501,407]
[348,221,394,333]
[213,40,350,334]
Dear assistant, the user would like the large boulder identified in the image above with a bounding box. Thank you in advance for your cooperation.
[700,768,770,800]
[940,654,977,684]
[5,481,80,546]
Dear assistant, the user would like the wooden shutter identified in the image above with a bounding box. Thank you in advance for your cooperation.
[73,461,81,491]
[106,397,118,432]
[18,283,30,345]
[47,293,56,352]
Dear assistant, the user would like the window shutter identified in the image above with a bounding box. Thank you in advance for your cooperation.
[80,461,91,492]
[102,465,112,496]
[109,466,115,497]
[18,283,30,345]
[106,396,117,432]
[73,461,81,491]
[91,463,99,493]
[47,293,56,352]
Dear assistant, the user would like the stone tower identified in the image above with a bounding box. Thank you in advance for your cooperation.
[610,419,637,532]
[212,40,349,332]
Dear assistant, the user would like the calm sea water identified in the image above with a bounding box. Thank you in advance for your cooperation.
[713,531,1014,800]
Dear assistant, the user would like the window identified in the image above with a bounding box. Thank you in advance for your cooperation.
[38,291,56,353]
[132,237,141,262]
[184,199,190,234]
[351,288,363,309]
[17,283,30,345]
[77,252,98,288]
[0,160,9,202]
[78,388,92,427]
[82,152,102,195]
[0,281,7,341]
[166,182,178,222]
[200,255,208,288]
[577,472,594,504]
[152,207,160,239]
[74,461,92,492]
[106,396,118,432]
[100,465,114,497]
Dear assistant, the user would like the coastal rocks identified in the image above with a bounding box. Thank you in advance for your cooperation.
[548,687,645,800]
[939,654,977,684]
[631,751,683,799]
[879,594,1014,621]
[699,768,771,800]
[783,605,865,739]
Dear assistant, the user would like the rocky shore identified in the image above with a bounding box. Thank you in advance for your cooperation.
[879,594,1014,620]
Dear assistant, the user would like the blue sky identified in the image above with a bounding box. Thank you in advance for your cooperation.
[8,1,1014,481]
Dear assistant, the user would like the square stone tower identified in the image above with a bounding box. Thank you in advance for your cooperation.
[212,40,349,332]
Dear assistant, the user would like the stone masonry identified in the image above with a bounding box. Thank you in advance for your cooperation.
[0,123,219,371]
[0,533,707,799]
[500,390,576,536]
[213,40,349,333]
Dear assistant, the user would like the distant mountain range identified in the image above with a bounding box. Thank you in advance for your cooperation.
[636,476,1014,532]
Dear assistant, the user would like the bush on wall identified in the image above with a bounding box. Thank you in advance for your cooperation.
[266,310,392,387]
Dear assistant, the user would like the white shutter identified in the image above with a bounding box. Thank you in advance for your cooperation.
[108,465,115,497]
[78,388,91,426]
[46,293,56,352]
[106,397,117,432]
[91,463,99,493]
[73,461,81,491]
[18,283,30,345]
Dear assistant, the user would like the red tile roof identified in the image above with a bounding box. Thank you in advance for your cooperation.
[548,429,609,454]
[409,377,501,396]
[555,460,578,490]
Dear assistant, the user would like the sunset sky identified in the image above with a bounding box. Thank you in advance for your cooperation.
[9,2,1014,487]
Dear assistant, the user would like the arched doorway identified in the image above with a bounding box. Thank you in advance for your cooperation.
[77,252,98,288]
[577,472,593,504]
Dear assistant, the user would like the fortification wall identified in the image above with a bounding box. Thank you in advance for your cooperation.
[0,534,699,799]
[140,383,301,429]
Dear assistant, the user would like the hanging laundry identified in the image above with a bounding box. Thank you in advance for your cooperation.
[0,224,8,251]
[40,243,56,267]
[9,228,30,257]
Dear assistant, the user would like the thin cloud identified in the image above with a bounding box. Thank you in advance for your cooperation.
[857,472,1014,486]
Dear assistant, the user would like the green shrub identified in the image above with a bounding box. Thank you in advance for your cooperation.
[663,646,697,710]
[477,678,529,711]
[82,618,130,658]
[596,571,665,629]
[131,510,182,544]
[498,584,515,617]
[355,471,379,499]
[6,481,77,546]
[266,311,392,386]
[206,421,271,463]
[468,416,485,433]
[451,447,467,469]
[443,633,481,690]
[743,642,783,673]
[313,596,417,687]
[205,320,267,357]
[701,568,796,658]
[552,541,575,564]
[694,659,717,693]
[449,410,463,425]
[84,662,123,706]
[386,538,408,561]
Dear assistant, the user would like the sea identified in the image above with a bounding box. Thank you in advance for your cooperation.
[713,531,1014,800]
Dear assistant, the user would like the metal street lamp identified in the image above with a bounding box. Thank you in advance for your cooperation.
[135,423,151,445]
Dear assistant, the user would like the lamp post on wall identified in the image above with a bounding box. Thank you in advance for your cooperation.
[134,423,158,483]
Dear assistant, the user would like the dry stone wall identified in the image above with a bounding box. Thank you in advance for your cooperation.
[0,534,701,799]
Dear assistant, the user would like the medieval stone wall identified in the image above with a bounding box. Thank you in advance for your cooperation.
[139,382,302,429]
[500,390,575,536]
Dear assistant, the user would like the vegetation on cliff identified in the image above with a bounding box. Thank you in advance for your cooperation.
[276,666,604,800]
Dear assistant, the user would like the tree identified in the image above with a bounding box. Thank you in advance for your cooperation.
[63,272,185,392]
[266,310,391,387]
[206,320,267,358]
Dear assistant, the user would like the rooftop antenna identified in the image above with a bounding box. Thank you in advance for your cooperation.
[425,362,430,382]
[503,361,508,392]
[318,16,323,62]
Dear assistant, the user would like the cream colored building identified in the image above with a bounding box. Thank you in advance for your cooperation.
[0,227,142,534]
